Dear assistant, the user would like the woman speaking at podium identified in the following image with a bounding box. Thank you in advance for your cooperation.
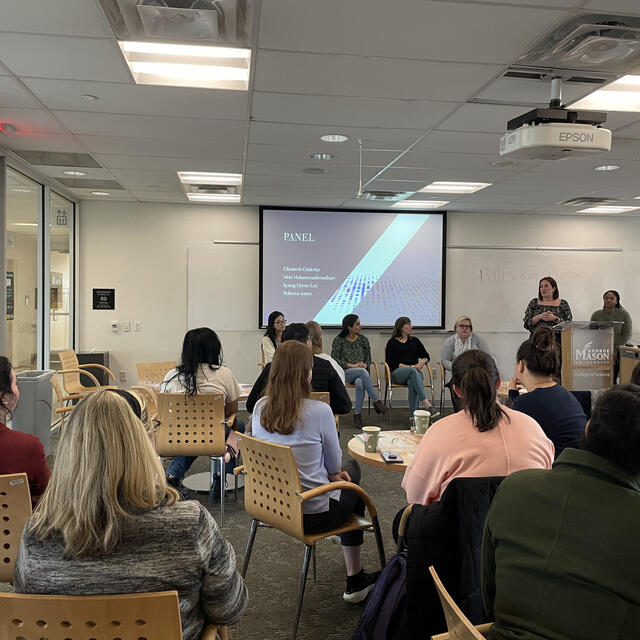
[523,276,572,335]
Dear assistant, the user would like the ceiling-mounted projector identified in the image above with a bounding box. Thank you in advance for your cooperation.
[499,76,611,160]
[500,109,612,160]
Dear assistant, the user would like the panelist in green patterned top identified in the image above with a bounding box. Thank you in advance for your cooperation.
[331,314,388,428]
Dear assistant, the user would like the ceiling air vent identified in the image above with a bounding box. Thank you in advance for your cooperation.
[559,196,619,207]
[186,184,241,196]
[360,190,413,202]
[57,178,124,190]
[517,13,640,74]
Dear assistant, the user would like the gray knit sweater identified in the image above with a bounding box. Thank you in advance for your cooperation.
[14,500,248,640]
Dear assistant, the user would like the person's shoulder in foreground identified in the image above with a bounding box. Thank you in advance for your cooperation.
[483,384,640,640]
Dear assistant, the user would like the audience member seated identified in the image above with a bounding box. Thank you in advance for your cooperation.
[330,314,388,428]
[262,310,285,364]
[402,350,553,506]
[14,391,247,640]
[247,323,351,416]
[306,320,345,382]
[0,356,49,506]
[251,341,379,603]
[161,327,245,491]
[508,326,586,458]
[482,384,640,640]
[385,316,438,416]
[631,361,640,385]
[441,315,489,412]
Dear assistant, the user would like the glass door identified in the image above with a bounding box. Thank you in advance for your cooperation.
[6,168,41,372]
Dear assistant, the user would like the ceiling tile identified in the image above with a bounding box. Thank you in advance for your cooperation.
[0,34,130,82]
[413,131,502,154]
[252,93,459,129]
[0,107,64,133]
[22,78,248,119]
[76,134,244,159]
[53,111,246,143]
[247,143,398,167]
[437,103,527,133]
[0,0,110,37]
[254,51,502,101]
[1,133,86,152]
[258,0,567,64]
[583,0,640,13]
[94,154,243,173]
[0,77,40,108]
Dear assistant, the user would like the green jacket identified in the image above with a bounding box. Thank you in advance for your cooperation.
[590,307,633,350]
[482,448,640,640]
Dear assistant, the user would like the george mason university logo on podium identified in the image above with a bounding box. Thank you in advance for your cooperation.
[575,341,611,365]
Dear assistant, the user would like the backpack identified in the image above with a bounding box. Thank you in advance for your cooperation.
[351,552,407,640]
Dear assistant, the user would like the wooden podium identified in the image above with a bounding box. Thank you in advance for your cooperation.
[556,321,620,390]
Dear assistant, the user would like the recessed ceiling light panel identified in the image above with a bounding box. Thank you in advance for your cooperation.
[63,170,87,176]
[119,41,250,90]
[178,171,242,185]
[310,153,335,160]
[578,205,639,214]
[187,193,241,203]
[420,181,491,194]
[320,134,349,143]
[91,191,111,196]
[391,200,449,209]
[594,165,621,171]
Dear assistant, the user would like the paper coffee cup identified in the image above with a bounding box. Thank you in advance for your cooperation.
[413,410,431,435]
[362,425,381,452]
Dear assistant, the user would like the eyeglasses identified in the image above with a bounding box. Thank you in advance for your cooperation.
[274,319,286,326]
[458,324,471,329]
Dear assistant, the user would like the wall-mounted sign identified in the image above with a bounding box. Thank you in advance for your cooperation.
[92,288,115,310]
[6,271,14,320]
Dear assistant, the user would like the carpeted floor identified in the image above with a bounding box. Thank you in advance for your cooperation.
[9,406,440,639]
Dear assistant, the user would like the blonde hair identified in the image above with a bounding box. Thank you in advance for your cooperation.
[29,391,178,558]
[454,315,473,332]
[306,320,323,355]
[261,341,313,435]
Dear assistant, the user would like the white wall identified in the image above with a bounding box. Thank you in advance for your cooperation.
[79,202,640,403]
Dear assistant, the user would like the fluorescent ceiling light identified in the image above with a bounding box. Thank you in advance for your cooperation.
[391,200,449,209]
[320,134,349,143]
[119,41,250,90]
[420,181,491,194]
[63,170,86,176]
[594,165,620,171]
[578,205,639,214]
[11,222,37,227]
[91,191,110,196]
[187,193,241,202]
[571,74,640,112]
[178,172,242,185]
[10,187,32,193]
[310,153,335,160]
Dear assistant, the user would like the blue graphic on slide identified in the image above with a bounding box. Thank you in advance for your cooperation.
[314,214,429,324]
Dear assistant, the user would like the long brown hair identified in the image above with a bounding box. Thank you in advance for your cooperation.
[261,341,313,435]
[306,320,323,355]
[391,316,411,339]
[451,350,508,432]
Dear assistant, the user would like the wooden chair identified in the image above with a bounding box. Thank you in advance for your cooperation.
[344,363,382,415]
[438,362,446,415]
[130,384,158,418]
[156,393,235,526]
[236,434,386,640]
[0,473,32,582]
[310,390,341,435]
[58,350,117,396]
[382,361,435,421]
[429,566,493,640]
[50,369,102,430]
[0,590,226,640]
[136,361,177,391]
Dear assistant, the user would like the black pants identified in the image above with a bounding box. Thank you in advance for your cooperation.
[303,459,365,546]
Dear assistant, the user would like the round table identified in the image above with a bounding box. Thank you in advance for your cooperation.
[347,429,423,472]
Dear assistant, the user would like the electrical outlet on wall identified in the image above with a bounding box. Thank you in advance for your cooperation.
[123,321,131,332]
[134,320,142,332]
[120,370,128,382]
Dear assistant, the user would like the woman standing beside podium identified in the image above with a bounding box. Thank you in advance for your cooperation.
[523,276,572,335]
[590,290,632,383]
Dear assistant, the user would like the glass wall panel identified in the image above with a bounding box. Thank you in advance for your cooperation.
[49,191,74,365]
[6,168,40,371]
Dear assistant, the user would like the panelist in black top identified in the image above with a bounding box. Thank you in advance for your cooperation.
[247,323,351,416]
[508,326,586,458]
[385,317,438,416]
[523,276,572,335]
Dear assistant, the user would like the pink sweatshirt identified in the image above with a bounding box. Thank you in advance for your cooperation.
[401,406,554,506]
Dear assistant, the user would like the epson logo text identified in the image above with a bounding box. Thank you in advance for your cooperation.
[558,131,595,143]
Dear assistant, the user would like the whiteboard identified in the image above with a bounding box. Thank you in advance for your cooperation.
[446,248,639,333]
[188,242,258,331]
